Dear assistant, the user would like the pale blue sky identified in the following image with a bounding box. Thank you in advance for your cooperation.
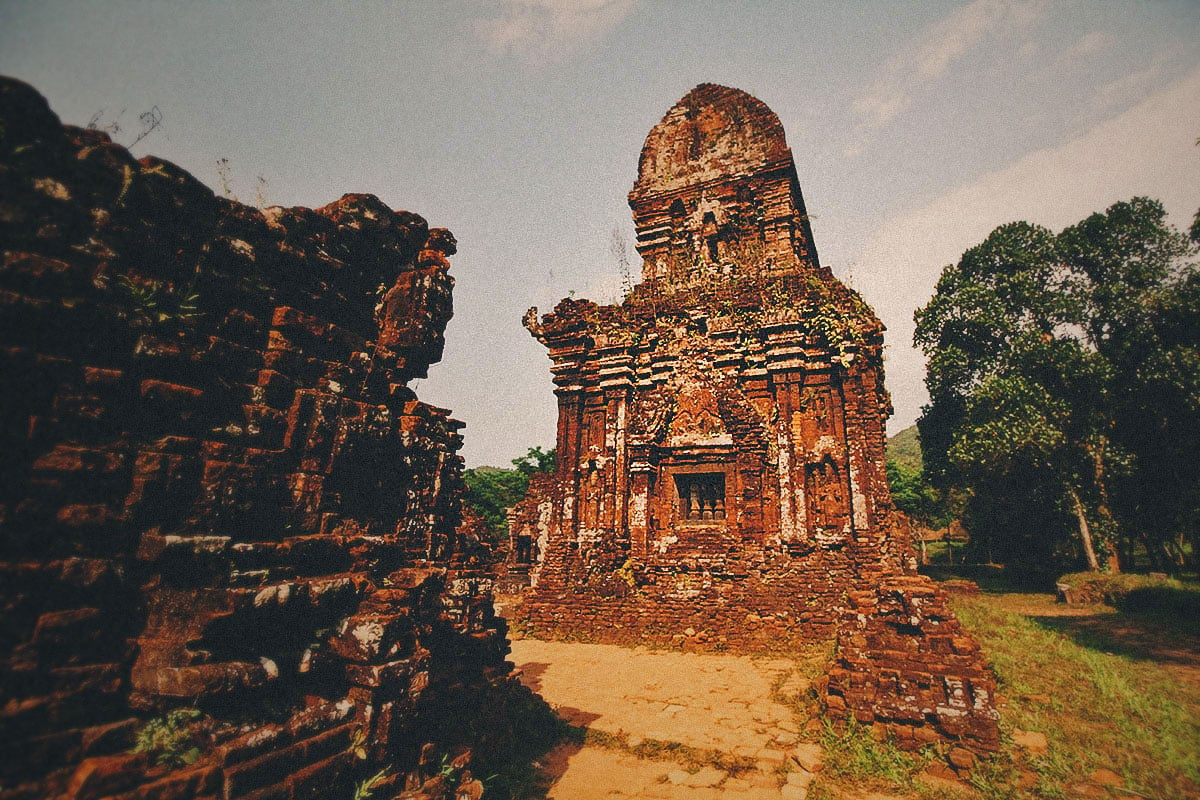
[3,1,1198,466]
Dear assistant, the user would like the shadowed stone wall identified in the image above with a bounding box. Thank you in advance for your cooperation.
[0,77,524,800]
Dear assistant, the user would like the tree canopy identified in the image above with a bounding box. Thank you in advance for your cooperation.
[914,198,1199,575]
[462,446,556,543]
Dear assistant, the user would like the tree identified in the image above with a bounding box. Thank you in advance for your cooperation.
[461,446,556,543]
[885,459,954,530]
[915,198,1199,574]
[1059,199,1197,570]
[511,445,556,476]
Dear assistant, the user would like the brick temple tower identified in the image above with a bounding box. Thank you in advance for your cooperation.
[511,84,909,645]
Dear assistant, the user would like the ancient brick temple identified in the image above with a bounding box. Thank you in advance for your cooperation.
[512,84,1000,758]
[514,84,905,642]
[0,77,547,800]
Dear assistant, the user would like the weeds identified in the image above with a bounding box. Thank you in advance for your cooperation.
[133,707,203,768]
[351,766,391,800]
[818,718,929,790]
[216,157,234,199]
[86,105,164,151]
[115,276,202,328]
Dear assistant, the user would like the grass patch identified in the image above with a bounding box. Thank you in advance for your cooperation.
[818,718,933,792]
[1058,572,1200,633]
[953,593,1200,799]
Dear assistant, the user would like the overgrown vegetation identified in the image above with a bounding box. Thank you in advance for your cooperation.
[1057,571,1200,624]
[115,276,202,329]
[132,708,204,768]
[914,198,1200,576]
[818,719,934,792]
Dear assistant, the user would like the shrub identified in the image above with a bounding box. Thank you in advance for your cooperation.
[1057,571,1199,612]
[133,708,204,768]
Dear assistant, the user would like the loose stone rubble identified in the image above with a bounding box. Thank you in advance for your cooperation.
[511,84,1000,758]
[0,77,532,800]
[823,576,1001,761]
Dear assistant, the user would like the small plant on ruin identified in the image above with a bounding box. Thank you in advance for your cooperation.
[438,754,458,780]
[351,766,392,800]
[115,276,202,329]
[253,174,271,207]
[611,227,635,301]
[86,105,164,151]
[614,558,640,593]
[349,727,369,760]
[215,157,235,199]
[133,707,203,768]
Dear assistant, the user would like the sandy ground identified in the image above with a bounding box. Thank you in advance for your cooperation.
[508,638,822,799]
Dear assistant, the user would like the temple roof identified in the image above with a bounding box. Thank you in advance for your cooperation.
[630,83,791,202]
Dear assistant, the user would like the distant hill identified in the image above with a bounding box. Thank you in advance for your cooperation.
[887,424,923,472]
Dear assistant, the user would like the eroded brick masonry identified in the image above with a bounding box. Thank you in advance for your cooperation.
[0,77,527,800]
[513,84,905,643]
[512,84,1000,756]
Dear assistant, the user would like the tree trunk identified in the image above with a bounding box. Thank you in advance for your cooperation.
[1069,487,1101,571]
[1139,529,1165,571]
[1088,441,1120,573]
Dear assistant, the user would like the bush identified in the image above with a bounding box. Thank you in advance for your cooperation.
[1057,571,1200,617]
[133,708,204,767]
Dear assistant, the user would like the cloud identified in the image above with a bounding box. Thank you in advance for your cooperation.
[1085,56,1169,116]
[852,0,1047,133]
[851,65,1200,434]
[472,0,636,65]
[1063,30,1115,61]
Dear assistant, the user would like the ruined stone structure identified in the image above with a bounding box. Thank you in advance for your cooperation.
[512,84,1000,757]
[514,84,904,644]
[824,576,1000,760]
[0,78,539,800]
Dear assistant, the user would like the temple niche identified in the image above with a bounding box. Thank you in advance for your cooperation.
[511,84,909,645]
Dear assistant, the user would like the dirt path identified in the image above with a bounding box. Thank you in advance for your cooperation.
[509,639,823,800]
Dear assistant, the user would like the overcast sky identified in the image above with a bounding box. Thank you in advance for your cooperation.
[3,0,1198,466]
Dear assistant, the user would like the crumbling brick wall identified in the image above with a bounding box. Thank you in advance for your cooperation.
[514,84,906,648]
[0,77,515,800]
[823,576,1000,764]
[513,83,999,758]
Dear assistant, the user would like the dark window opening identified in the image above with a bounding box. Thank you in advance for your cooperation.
[675,472,726,521]
[515,535,533,564]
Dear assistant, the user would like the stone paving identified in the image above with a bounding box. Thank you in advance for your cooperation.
[509,638,823,799]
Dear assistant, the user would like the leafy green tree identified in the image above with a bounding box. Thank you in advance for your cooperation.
[1060,199,1197,569]
[886,459,945,529]
[461,446,556,543]
[915,198,1198,574]
[511,445,556,476]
